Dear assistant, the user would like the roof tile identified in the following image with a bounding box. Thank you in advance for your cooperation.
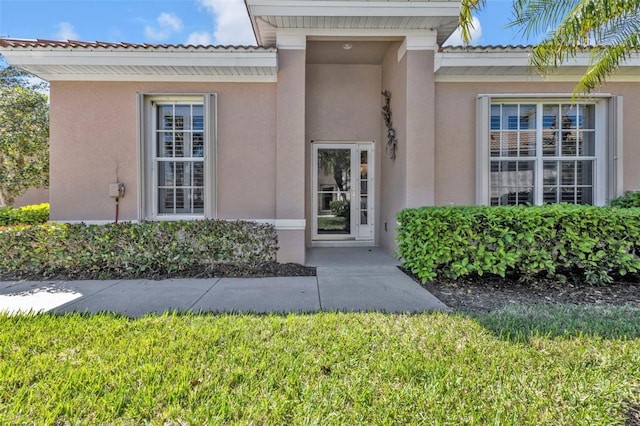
[0,38,273,51]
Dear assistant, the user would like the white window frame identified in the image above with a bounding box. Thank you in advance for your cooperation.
[138,94,217,220]
[476,94,622,206]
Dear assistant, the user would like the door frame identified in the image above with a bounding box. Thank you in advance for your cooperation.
[311,141,374,243]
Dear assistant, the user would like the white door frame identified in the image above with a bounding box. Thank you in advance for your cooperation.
[311,141,374,243]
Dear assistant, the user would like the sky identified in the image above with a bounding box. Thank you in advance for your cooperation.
[0,0,536,48]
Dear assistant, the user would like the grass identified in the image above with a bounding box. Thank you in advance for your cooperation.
[1,309,639,424]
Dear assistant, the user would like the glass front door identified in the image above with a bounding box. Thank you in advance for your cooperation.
[312,143,374,241]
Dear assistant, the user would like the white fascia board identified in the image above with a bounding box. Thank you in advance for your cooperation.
[434,50,640,72]
[36,73,278,83]
[2,49,278,69]
[281,27,438,38]
[436,73,640,83]
[436,74,547,82]
[434,51,532,71]
[248,0,460,17]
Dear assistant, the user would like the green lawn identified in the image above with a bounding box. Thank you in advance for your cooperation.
[1,308,639,424]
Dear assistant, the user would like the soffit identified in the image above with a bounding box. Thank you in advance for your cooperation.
[0,39,278,82]
[246,0,460,46]
[306,40,393,64]
[435,46,640,79]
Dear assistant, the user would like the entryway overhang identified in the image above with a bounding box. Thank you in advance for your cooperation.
[245,0,461,47]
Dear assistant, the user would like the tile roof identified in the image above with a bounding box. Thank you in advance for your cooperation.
[0,38,273,51]
[439,45,534,52]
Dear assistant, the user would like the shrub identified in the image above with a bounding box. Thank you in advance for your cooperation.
[397,205,640,285]
[329,199,350,218]
[610,191,640,208]
[0,220,278,279]
[0,203,49,225]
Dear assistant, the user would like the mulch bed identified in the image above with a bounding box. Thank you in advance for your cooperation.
[0,262,317,281]
[400,267,640,314]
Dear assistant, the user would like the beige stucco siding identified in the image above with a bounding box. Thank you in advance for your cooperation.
[48,81,276,222]
[434,81,640,206]
[379,43,408,251]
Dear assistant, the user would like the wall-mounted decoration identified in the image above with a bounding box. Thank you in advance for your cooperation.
[381,90,397,160]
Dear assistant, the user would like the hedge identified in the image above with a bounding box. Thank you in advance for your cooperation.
[0,203,49,225]
[0,220,278,279]
[610,191,640,208]
[397,205,640,285]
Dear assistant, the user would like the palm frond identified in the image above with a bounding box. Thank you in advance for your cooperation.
[458,0,485,44]
[517,0,640,95]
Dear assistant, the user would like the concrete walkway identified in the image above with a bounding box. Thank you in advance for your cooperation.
[0,248,450,317]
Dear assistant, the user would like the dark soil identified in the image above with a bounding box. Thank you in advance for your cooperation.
[401,267,640,314]
[1,262,316,281]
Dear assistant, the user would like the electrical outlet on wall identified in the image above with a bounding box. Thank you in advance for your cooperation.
[109,183,125,198]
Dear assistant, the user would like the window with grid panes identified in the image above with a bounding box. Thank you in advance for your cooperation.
[490,102,597,206]
[154,102,205,215]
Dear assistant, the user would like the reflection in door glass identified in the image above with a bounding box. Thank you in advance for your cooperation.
[317,148,351,234]
[360,150,368,225]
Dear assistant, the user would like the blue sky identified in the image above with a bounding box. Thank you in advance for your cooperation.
[0,0,533,47]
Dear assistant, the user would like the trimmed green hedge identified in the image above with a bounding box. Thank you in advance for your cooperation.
[397,205,640,285]
[611,191,640,208]
[0,203,49,225]
[0,220,277,279]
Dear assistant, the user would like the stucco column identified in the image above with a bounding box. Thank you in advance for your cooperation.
[275,45,307,264]
[405,47,436,207]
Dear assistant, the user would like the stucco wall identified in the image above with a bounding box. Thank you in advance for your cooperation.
[304,63,382,244]
[379,43,408,251]
[276,49,307,263]
[434,81,640,206]
[49,81,276,222]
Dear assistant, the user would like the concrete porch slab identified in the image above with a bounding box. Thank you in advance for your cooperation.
[317,266,450,313]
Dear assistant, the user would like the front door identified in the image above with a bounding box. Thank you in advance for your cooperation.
[312,142,374,241]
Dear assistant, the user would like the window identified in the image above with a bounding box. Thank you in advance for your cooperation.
[139,94,216,219]
[476,96,621,207]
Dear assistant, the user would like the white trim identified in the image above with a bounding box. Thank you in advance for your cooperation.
[247,0,460,18]
[0,48,278,82]
[139,94,217,220]
[55,220,137,225]
[476,95,490,205]
[611,96,624,199]
[205,93,218,219]
[275,31,307,50]
[54,219,305,230]
[436,74,547,83]
[311,142,374,242]
[311,240,375,248]
[20,72,277,83]
[136,94,145,221]
[2,49,277,66]
[477,97,611,206]
[436,74,640,83]
[279,28,443,38]
[435,50,640,70]
[397,33,438,62]
[235,219,307,230]
[481,93,613,99]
